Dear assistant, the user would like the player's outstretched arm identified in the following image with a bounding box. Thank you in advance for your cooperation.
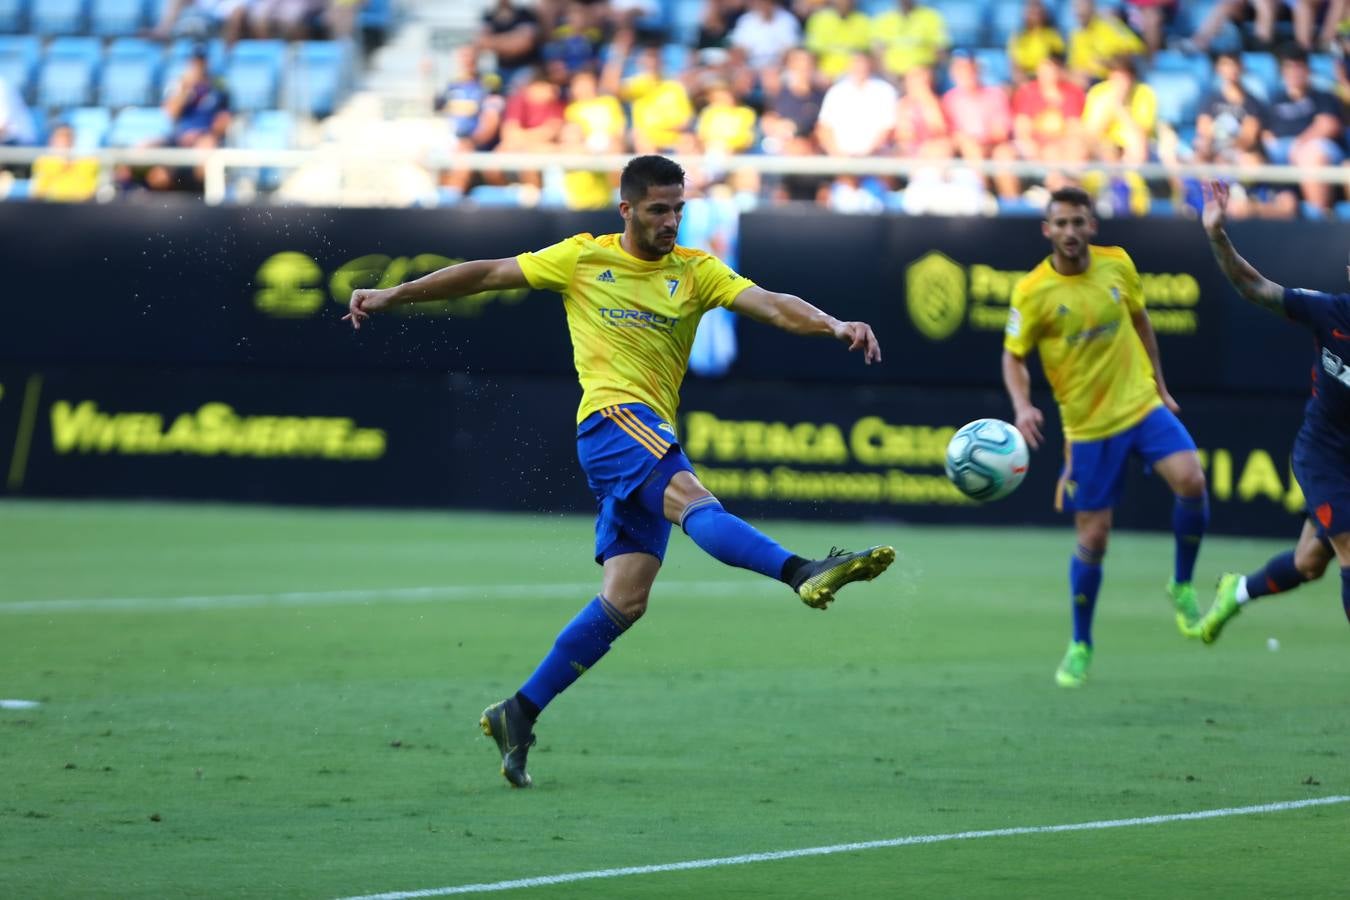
[1001,349,1044,450]
[1201,180,1285,315]
[343,257,529,330]
[729,286,881,364]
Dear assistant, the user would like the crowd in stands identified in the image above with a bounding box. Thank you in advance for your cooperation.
[441,0,1350,219]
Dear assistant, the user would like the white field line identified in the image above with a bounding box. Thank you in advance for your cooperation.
[0,580,779,615]
[333,796,1350,900]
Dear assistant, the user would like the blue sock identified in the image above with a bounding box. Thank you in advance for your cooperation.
[518,595,631,715]
[1172,493,1208,584]
[1245,550,1305,600]
[1070,545,1104,646]
[1342,568,1349,624]
[680,497,793,581]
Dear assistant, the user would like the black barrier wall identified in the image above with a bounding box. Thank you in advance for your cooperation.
[0,368,1309,538]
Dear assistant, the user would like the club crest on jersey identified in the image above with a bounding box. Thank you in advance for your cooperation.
[596,269,616,283]
[1056,304,1070,317]
[658,422,676,435]
[666,278,679,297]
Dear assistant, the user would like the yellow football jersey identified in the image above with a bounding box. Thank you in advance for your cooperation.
[517,233,755,425]
[1004,245,1161,442]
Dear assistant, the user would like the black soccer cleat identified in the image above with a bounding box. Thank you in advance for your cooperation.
[480,697,536,788]
[794,545,896,610]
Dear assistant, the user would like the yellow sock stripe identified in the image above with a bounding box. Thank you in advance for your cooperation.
[613,405,671,455]
[602,406,667,458]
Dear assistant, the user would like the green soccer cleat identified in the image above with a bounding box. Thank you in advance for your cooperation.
[480,698,536,788]
[1054,640,1093,688]
[794,545,896,610]
[1167,578,1201,637]
[1197,573,1242,645]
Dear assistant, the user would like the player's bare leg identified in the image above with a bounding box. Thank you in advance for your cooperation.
[1153,449,1208,634]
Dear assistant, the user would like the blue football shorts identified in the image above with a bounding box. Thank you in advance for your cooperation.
[1293,439,1350,541]
[575,403,696,564]
[1059,405,1197,513]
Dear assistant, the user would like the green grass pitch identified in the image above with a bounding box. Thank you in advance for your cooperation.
[1,500,1346,899]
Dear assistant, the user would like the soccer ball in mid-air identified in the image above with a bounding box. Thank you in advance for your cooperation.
[944,418,1030,502]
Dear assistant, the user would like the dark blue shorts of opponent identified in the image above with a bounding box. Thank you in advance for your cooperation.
[1059,404,1196,513]
[1293,439,1350,541]
[576,403,696,564]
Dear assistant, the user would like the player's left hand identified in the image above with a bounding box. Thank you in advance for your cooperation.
[342,287,397,330]
[833,320,881,364]
[1160,389,1181,414]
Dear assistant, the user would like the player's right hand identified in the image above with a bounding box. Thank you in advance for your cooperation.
[1201,180,1228,236]
[1014,405,1044,450]
[343,288,395,330]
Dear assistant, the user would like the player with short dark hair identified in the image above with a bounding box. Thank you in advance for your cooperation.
[1195,180,1350,641]
[1003,186,1209,687]
[344,154,895,787]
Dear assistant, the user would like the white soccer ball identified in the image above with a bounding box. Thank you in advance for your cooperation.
[945,418,1030,502]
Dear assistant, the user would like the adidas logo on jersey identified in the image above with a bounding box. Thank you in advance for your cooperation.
[596,269,616,283]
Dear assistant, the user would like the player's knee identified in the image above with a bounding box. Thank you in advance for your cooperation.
[1294,548,1330,581]
[1174,468,1207,499]
[608,589,649,622]
[1076,526,1109,554]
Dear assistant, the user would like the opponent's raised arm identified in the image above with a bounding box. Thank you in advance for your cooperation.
[1201,180,1285,314]
[730,286,881,364]
[344,257,529,330]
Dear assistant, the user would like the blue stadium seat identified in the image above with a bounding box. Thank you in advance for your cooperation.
[1149,49,1211,84]
[91,0,145,35]
[1148,70,1203,126]
[667,0,701,46]
[66,105,111,148]
[468,183,526,207]
[107,104,171,146]
[1335,201,1350,222]
[240,109,293,189]
[288,40,346,117]
[227,40,286,111]
[0,0,27,33]
[0,33,40,99]
[38,38,103,108]
[30,0,87,35]
[1239,52,1280,100]
[1309,53,1337,91]
[972,47,1011,86]
[988,0,1024,48]
[932,0,985,48]
[660,42,689,76]
[101,39,161,107]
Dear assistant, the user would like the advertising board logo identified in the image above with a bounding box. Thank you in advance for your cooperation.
[254,252,326,318]
[905,252,967,341]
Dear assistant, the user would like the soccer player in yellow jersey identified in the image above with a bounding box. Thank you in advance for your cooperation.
[1002,186,1209,688]
[344,155,895,787]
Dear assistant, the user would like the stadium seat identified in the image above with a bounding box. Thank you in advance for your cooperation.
[932,0,984,48]
[30,0,87,35]
[106,104,171,146]
[0,33,40,99]
[0,0,26,33]
[1309,53,1337,91]
[988,0,1024,48]
[668,0,701,47]
[227,39,285,112]
[100,37,160,107]
[1334,201,1350,222]
[1239,52,1279,100]
[288,40,346,117]
[972,47,1011,86]
[1148,49,1211,84]
[66,105,111,148]
[468,183,526,207]
[1147,70,1203,126]
[660,42,689,76]
[240,109,293,189]
[38,37,103,108]
[91,0,145,35]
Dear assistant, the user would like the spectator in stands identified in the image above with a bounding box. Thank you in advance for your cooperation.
[606,0,663,43]
[872,0,950,79]
[151,0,248,45]
[564,68,626,153]
[818,50,897,157]
[804,0,873,81]
[698,0,750,49]
[324,0,366,39]
[1012,52,1087,163]
[1068,0,1147,85]
[1008,0,1066,84]
[892,63,950,158]
[696,81,758,153]
[1122,0,1178,54]
[247,0,324,39]
[942,52,1020,199]
[498,67,566,155]
[438,45,506,194]
[1261,43,1345,212]
[1082,55,1156,165]
[147,45,233,191]
[477,0,543,90]
[554,121,614,209]
[1190,1,1277,53]
[31,125,100,203]
[541,1,607,78]
[0,76,37,146]
[1193,51,1264,164]
[759,47,828,200]
[605,41,694,154]
[728,0,802,72]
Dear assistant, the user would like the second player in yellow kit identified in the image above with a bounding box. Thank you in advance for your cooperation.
[1002,187,1209,688]
[344,155,895,789]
